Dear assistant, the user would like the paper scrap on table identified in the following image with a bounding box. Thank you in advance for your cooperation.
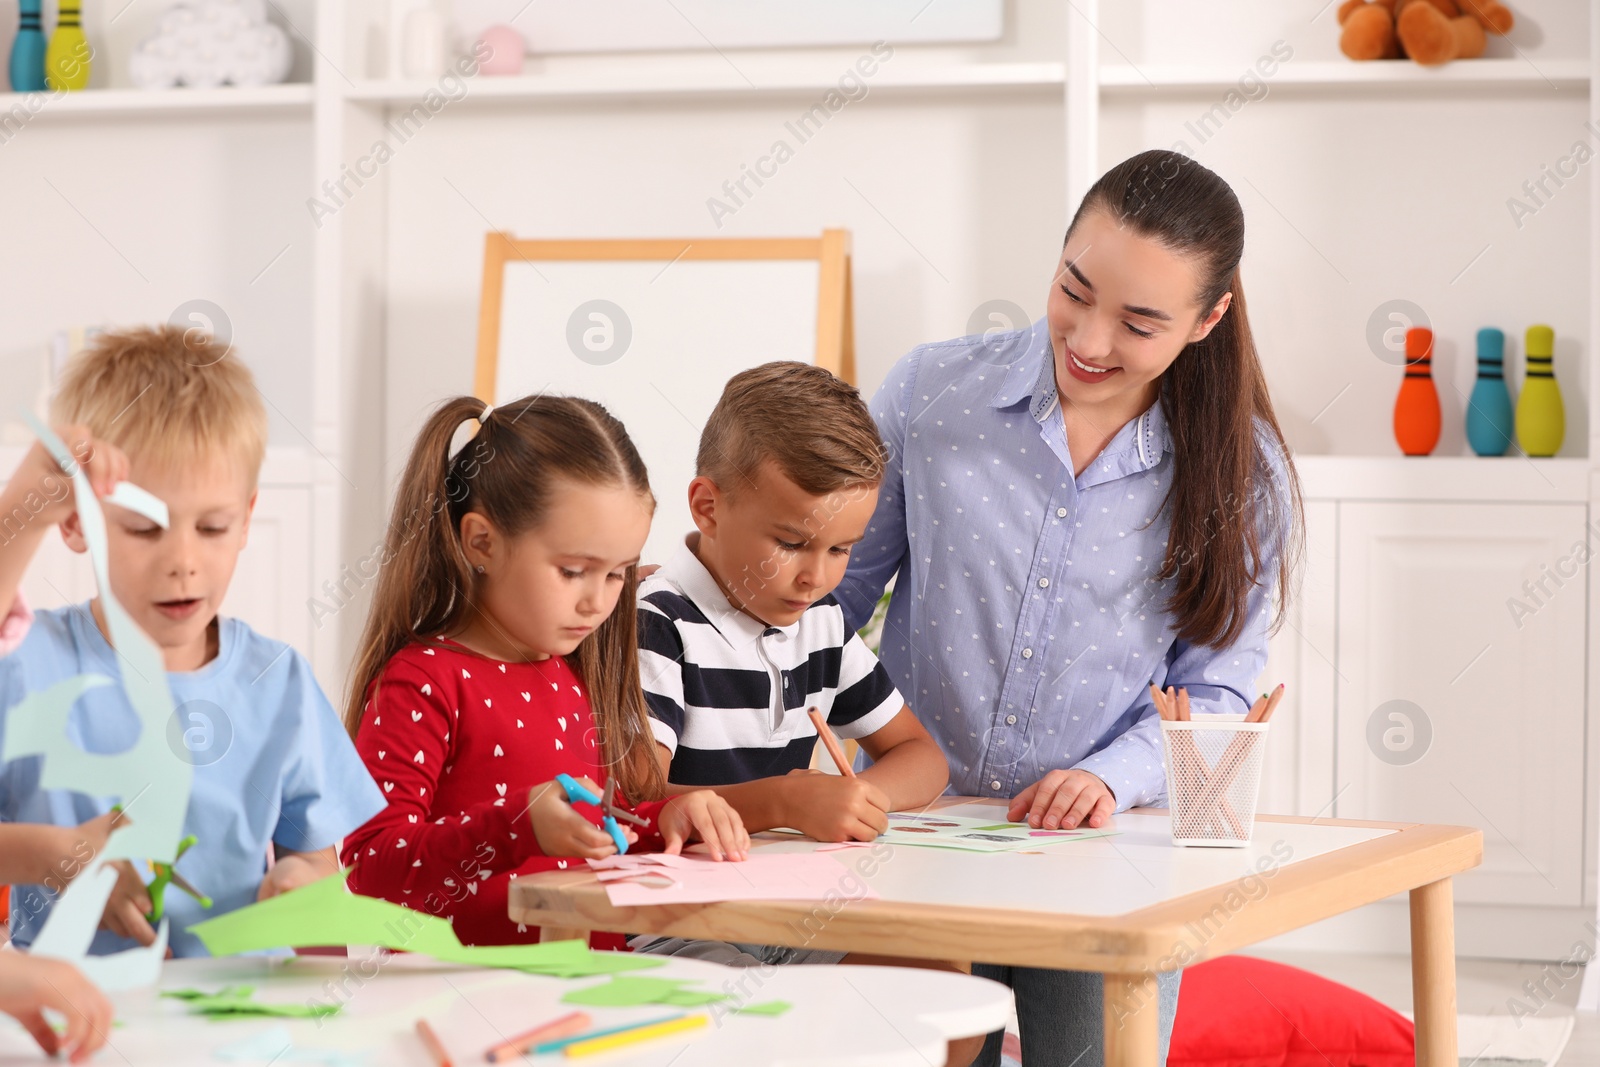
[162,985,340,1018]
[5,415,185,990]
[585,852,878,906]
[735,1000,793,1017]
[561,975,729,1009]
[795,812,1122,852]
[213,1025,365,1065]
[190,869,660,977]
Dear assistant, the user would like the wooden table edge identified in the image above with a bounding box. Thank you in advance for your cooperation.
[509,817,1483,971]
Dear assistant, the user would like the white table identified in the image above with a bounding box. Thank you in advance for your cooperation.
[511,798,1483,1066]
[0,952,1012,1066]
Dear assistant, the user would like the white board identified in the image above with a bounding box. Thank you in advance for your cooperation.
[492,258,822,565]
[450,0,1003,54]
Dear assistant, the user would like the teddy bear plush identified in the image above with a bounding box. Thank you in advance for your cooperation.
[1338,0,1514,66]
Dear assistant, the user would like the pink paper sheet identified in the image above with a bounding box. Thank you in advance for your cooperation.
[586,852,877,906]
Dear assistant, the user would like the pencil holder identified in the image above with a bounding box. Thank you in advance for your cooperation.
[1161,716,1269,847]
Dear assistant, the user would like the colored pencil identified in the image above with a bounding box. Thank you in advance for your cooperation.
[807,706,855,777]
[485,1011,591,1062]
[1260,683,1286,723]
[416,1019,452,1067]
[1177,687,1192,722]
[531,1014,685,1055]
[564,1014,708,1058]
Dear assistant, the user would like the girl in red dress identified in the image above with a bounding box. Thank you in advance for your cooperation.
[340,394,747,948]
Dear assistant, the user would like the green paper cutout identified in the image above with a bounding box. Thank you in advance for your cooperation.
[190,870,641,977]
[656,989,729,1007]
[734,1000,793,1017]
[560,976,694,1007]
[970,823,1030,832]
[162,985,339,1019]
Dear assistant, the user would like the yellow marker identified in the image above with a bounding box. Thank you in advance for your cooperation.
[1514,324,1564,457]
[564,1014,707,1058]
[44,0,91,90]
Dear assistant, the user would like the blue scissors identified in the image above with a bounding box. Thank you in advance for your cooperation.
[554,774,651,855]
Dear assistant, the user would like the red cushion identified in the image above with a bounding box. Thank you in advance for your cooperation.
[1168,956,1414,1067]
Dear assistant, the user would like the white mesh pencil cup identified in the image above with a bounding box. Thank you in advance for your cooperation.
[1160,716,1269,847]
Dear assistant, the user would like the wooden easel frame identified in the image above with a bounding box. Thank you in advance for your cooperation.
[473,230,856,401]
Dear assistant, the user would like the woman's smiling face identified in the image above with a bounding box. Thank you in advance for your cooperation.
[1045,209,1232,417]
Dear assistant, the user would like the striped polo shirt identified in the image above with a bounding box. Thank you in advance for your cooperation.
[638,537,904,786]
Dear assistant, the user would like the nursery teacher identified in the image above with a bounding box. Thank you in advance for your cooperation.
[837,149,1303,1066]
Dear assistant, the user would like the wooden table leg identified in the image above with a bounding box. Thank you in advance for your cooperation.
[1410,877,1458,1066]
[540,926,588,945]
[1103,970,1159,1067]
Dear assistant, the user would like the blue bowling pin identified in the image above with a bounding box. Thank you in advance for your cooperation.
[1465,327,1514,456]
[9,0,47,92]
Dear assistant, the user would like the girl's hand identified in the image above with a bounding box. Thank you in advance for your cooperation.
[0,954,113,1064]
[1008,769,1115,830]
[257,854,327,901]
[526,778,637,860]
[15,426,129,528]
[658,790,749,862]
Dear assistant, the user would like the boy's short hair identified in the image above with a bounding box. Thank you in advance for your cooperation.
[50,325,268,484]
[697,362,885,498]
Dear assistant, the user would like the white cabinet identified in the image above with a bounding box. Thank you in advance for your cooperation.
[1334,501,1588,907]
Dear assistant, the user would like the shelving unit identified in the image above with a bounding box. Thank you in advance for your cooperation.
[0,83,313,116]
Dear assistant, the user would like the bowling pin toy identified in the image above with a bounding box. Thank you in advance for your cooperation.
[1393,326,1441,457]
[10,0,46,91]
[45,0,91,91]
[1515,324,1563,457]
[1465,327,1514,456]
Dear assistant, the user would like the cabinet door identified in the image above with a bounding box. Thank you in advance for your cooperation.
[1259,500,1337,818]
[1336,501,1587,906]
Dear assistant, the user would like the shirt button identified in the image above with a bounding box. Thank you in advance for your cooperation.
[1037,578,1050,589]
[990,780,1002,791]
[1021,648,1033,659]
[1056,507,1068,518]
[1006,715,1017,725]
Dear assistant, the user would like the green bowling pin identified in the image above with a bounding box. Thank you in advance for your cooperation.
[45,0,90,91]
[1514,324,1563,457]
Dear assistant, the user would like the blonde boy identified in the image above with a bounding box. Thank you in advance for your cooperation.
[0,326,384,956]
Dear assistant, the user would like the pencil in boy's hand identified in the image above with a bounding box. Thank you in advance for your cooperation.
[807,706,855,778]
[415,1019,452,1067]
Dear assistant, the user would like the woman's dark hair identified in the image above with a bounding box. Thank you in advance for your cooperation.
[1068,149,1303,648]
[343,394,666,802]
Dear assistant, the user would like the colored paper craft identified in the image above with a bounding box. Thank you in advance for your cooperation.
[874,812,1121,852]
[586,852,877,906]
[734,1000,793,1017]
[189,869,659,977]
[163,985,340,1018]
[560,976,702,1007]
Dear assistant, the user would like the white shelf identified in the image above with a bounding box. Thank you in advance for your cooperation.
[1100,58,1591,94]
[1294,454,1592,503]
[0,83,313,117]
[343,62,1066,106]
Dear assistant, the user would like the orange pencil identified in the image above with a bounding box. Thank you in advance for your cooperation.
[1177,687,1192,722]
[1149,684,1171,720]
[486,1011,592,1062]
[1260,683,1286,723]
[807,706,855,777]
[416,1019,452,1067]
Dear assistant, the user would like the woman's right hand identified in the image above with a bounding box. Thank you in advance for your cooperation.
[0,954,113,1063]
[525,778,637,860]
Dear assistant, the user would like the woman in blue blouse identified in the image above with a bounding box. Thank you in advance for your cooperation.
[838,150,1303,1066]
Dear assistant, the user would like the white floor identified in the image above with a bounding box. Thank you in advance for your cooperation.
[1257,950,1595,1063]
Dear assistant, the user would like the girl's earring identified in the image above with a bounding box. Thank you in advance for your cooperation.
[475,565,485,575]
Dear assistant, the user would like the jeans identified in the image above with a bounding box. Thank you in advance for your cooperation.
[971,965,1182,1067]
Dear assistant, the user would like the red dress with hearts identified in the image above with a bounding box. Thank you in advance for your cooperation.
[341,639,666,948]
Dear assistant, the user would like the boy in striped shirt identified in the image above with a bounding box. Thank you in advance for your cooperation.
[637,361,949,842]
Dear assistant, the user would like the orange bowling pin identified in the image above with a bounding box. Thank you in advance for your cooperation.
[1393,326,1441,456]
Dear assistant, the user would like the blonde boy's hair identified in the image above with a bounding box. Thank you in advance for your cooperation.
[50,325,268,484]
[697,361,886,498]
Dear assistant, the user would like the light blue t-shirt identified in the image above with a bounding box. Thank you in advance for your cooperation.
[0,603,387,957]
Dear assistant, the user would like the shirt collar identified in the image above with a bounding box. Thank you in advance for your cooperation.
[657,535,796,650]
[987,317,1056,413]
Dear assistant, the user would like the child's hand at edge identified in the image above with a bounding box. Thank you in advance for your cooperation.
[11,425,129,527]
[257,851,336,902]
[526,778,637,860]
[0,953,113,1064]
[99,860,156,947]
[781,769,891,843]
[658,790,749,862]
[1008,768,1115,830]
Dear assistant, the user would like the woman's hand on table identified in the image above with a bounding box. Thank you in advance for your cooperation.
[1009,769,1115,830]
[782,769,891,842]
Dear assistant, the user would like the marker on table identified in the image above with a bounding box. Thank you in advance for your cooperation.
[416,1019,452,1067]
[485,1011,591,1062]
[531,1014,686,1055]
[807,706,854,777]
[564,1014,708,1058]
